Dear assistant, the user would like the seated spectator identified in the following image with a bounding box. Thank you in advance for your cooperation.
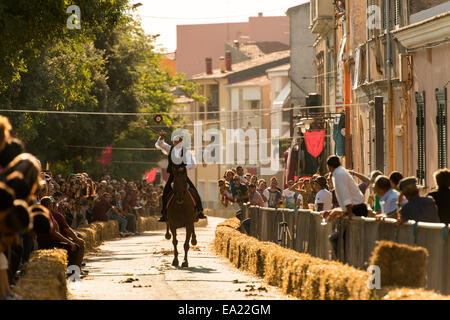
[427,169,450,225]
[40,197,85,271]
[119,192,138,235]
[313,176,332,212]
[264,177,282,209]
[247,184,264,207]
[371,175,399,219]
[233,175,249,207]
[34,199,83,269]
[92,192,111,222]
[104,193,130,237]
[397,177,440,224]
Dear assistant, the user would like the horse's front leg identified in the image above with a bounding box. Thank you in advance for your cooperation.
[182,225,193,268]
[171,227,179,267]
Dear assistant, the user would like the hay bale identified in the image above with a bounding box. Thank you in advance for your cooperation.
[369,240,428,288]
[14,249,68,300]
[382,287,450,300]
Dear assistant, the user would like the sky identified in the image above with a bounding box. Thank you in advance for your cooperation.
[132,0,309,53]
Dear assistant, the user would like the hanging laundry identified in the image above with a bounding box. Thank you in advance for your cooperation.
[333,115,345,156]
[304,130,325,158]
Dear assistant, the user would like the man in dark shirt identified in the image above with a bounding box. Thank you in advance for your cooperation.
[427,169,450,225]
[92,192,112,222]
[397,177,440,224]
[38,197,84,268]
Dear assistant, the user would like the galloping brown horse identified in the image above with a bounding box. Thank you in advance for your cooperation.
[164,165,198,267]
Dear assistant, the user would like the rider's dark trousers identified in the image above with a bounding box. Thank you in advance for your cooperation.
[161,175,203,215]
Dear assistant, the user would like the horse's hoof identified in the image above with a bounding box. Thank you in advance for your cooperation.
[191,238,197,246]
[172,260,179,267]
[165,233,171,240]
[181,261,189,268]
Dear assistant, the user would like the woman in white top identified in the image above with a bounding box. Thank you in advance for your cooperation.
[313,176,333,212]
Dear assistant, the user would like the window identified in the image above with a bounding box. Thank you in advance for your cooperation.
[207,85,219,120]
[415,91,426,185]
[199,105,205,120]
[436,88,448,169]
[250,100,259,109]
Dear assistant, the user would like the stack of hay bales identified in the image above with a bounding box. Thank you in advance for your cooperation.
[215,218,449,300]
[215,218,376,300]
[14,249,68,300]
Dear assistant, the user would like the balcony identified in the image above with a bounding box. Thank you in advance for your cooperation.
[309,0,334,35]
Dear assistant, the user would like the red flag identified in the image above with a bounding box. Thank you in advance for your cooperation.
[145,168,157,183]
[304,130,325,158]
[98,146,112,166]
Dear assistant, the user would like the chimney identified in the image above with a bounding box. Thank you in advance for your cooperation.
[219,56,226,73]
[205,57,212,74]
[225,51,232,71]
[258,12,263,17]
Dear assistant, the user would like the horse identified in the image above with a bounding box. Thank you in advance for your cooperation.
[164,165,198,268]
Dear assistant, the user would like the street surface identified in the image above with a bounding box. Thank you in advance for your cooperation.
[68,217,292,300]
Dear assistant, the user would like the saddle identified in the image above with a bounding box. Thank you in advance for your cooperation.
[165,188,197,209]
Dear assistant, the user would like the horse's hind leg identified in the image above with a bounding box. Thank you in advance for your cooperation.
[182,225,193,268]
[165,223,171,240]
[171,227,179,267]
[191,227,197,246]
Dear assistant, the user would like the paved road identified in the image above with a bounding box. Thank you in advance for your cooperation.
[68,217,292,300]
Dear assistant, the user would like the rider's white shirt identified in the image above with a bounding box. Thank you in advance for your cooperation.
[155,137,196,169]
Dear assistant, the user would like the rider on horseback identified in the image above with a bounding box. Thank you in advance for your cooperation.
[155,131,206,222]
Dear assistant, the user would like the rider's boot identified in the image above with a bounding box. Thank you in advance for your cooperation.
[158,207,167,222]
[197,208,207,219]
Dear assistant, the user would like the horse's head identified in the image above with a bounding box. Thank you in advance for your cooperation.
[172,165,187,204]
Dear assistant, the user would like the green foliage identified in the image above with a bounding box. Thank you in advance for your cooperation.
[0,3,205,180]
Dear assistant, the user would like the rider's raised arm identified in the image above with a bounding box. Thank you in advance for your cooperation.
[155,136,171,155]
[185,149,196,169]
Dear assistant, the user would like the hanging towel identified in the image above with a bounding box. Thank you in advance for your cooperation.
[304,130,325,158]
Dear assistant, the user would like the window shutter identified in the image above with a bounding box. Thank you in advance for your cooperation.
[394,0,401,28]
[435,88,448,169]
[415,91,426,185]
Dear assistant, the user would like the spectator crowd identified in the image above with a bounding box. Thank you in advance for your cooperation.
[218,158,450,227]
[0,115,164,300]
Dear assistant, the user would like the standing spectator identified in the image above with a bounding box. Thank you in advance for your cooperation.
[389,171,404,190]
[283,180,301,209]
[372,175,399,219]
[258,179,268,207]
[397,177,440,224]
[264,177,282,209]
[313,176,332,212]
[427,169,450,224]
[247,184,264,207]
[324,155,367,220]
[250,175,258,186]
[218,179,233,207]
[233,175,249,207]
[235,166,247,184]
